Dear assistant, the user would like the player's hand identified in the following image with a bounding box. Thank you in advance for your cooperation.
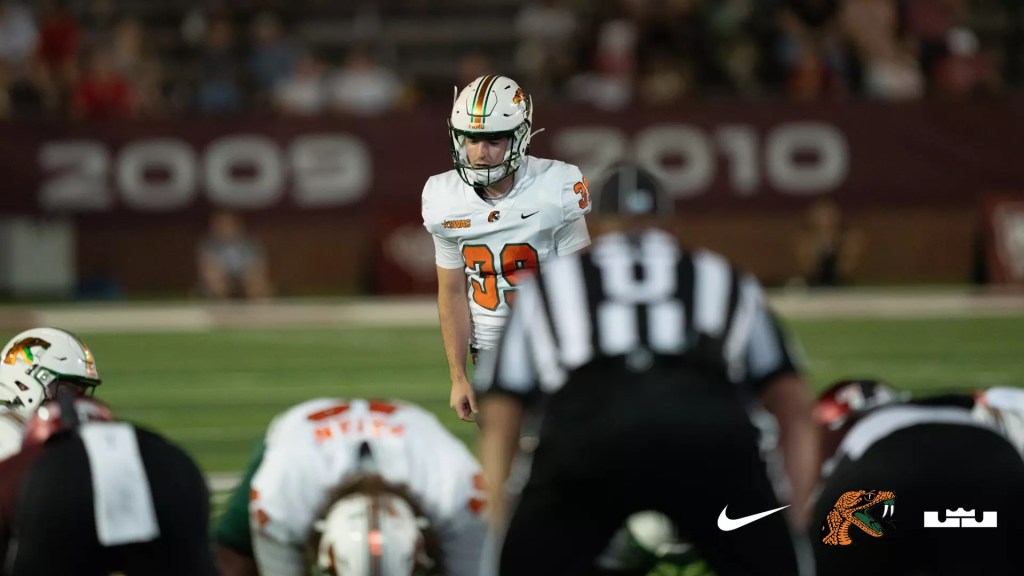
[450,378,478,422]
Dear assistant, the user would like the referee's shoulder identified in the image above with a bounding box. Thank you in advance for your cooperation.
[537,248,586,279]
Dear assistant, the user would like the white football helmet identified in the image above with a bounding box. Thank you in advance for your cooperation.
[448,74,535,187]
[313,491,435,576]
[972,387,1024,457]
[0,328,101,419]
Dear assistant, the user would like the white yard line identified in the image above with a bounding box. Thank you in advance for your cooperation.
[2,291,1023,333]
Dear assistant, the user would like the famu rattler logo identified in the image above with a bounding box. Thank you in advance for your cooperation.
[821,490,896,546]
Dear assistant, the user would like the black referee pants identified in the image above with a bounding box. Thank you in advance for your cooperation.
[7,427,217,576]
[812,423,1024,576]
[499,363,811,576]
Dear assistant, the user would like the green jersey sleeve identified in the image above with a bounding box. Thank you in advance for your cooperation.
[212,439,266,556]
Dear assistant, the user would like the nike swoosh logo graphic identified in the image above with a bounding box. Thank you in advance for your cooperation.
[717,505,790,531]
[521,211,539,219]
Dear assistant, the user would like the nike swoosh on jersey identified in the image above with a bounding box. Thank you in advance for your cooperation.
[717,505,790,531]
[521,211,539,219]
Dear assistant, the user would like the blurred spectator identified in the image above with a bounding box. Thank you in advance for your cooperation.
[786,40,846,100]
[707,0,765,97]
[904,0,964,80]
[180,5,207,48]
[110,16,149,80]
[197,210,273,301]
[35,0,80,86]
[327,46,402,116]
[514,0,577,97]
[792,198,864,287]
[862,48,926,100]
[0,0,48,118]
[196,18,241,113]
[568,4,638,110]
[110,16,165,116]
[6,63,52,115]
[776,0,849,100]
[0,0,37,72]
[248,11,299,95]
[70,48,133,119]
[272,50,325,116]
[637,51,692,105]
[841,0,924,100]
[932,26,1001,99]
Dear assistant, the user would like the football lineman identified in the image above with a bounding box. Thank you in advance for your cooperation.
[811,379,1024,576]
[217,398,487,576]
[0,327,103,460]
[422,74,592,421]
[1,395,217,575]
[970,385,1024,455]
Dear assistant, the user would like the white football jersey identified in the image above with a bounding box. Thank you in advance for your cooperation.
[423,156,592,350]
[250,398,486,576]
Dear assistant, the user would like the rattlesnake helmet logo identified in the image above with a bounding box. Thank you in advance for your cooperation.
[821,490,896,546]
[512,87,529,114]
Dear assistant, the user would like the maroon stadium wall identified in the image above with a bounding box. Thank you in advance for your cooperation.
[0,99,1021,293]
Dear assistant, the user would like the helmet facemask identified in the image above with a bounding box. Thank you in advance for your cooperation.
[449,120,532,188]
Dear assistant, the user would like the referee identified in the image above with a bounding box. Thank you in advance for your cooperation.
[474,164,818,576]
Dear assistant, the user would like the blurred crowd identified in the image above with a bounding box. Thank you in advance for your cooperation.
[0,0,1019,120]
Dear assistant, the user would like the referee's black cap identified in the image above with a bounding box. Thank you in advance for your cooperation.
[591,163,673,218]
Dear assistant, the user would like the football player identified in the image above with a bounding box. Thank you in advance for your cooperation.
[1,395,217,575]
[422,74,592,421]
[0,327,103,460]
[218,398,487,576]
[811,378,1024,576]
[970,385,1024,455]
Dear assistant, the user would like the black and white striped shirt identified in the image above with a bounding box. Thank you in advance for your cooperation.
[473,230,800,401]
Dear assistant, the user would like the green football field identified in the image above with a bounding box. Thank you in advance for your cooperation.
[83,315,1024,475]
